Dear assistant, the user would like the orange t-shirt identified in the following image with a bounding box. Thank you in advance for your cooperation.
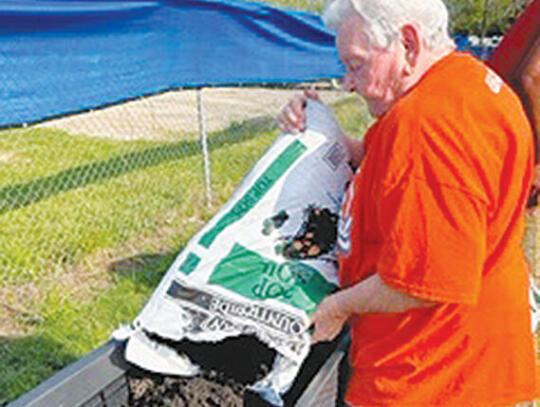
[337,52,538,407]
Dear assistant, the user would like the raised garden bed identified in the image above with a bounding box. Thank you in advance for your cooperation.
[6,334,349,407]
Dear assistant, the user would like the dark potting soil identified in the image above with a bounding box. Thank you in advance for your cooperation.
[127,370,274,407]
[124,334,343,407]
[144,333,277,385]
[125,333,277,407]
[127,369,244,407]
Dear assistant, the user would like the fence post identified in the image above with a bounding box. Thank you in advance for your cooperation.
[197,87,212,208]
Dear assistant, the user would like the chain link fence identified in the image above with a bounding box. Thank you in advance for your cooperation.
[0,0,537,405]
[0,83,351,318]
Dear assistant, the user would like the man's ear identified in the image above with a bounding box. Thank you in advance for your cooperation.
[401,24,420,68]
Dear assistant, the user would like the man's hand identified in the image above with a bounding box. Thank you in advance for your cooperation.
[277,90,366,168]
[310,292,349,344]
[276,90,319,134]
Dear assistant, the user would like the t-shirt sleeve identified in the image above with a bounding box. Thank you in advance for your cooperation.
[376,174,488,305]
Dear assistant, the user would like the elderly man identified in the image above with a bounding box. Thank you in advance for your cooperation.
[278,0,538,406]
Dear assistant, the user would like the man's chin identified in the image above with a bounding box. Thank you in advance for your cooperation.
[363,95,395,118]
[367,102,386,118]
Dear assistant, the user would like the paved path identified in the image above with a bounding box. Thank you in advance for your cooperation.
[39,87,347,140]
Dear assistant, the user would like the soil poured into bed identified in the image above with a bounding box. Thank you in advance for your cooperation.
[125,334,276,407]
[127,370,261,407]
[123,333,342,407]
[127,371,275,407]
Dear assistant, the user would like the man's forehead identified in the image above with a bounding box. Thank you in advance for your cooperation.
[338,12,365,36]
[337,13,371,54]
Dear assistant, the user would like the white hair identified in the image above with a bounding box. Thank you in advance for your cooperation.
[323,0,455,51]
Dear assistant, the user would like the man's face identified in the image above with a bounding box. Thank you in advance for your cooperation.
[337,13,407,117]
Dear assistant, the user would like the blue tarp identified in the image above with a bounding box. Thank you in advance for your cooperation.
[0,0,344,127]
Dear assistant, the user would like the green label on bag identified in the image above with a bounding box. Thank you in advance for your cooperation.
[208,243,337,313]
[179,252,201,275]
[199,140,307,249]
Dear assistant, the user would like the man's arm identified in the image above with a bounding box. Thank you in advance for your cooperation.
[310,273,437,343]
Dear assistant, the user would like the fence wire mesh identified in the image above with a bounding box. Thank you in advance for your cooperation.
[0,84,351,282]
[0,0,538,406]
[0,85,347,284]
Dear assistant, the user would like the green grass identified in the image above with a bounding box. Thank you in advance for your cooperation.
[333,96,374,137]
[252,0,533,36]
[257,0,324,12]
[0,128,188,185]
[0,156,203,282]
[0,117,280,284]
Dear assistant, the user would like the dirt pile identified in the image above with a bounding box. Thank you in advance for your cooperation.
[123,334,343,407]
[125,334,276,407]
[126,369,272,407]
[127,371,244,407]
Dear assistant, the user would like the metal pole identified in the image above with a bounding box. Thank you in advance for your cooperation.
[197,87,212,207]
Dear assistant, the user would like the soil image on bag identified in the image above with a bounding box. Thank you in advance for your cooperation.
[274,206,339,260]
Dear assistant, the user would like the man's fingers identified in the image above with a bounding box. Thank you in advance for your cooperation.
[311,330,322,344]
[288,97,306,129]
[309,303,347,344]
[308,312,321,343]
[310,319,323,344]
[309,313,330,344]
[276,114,292,133]
[284,104,302,127]
[276,90,323,133]
[310,322,339,344]
[311,327,332,344]
[276,94,309,133]
[277,108,300,133]
[304,89,320,100]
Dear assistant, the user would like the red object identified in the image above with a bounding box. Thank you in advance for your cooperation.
[489,0,540,207]
[488,0,540,85]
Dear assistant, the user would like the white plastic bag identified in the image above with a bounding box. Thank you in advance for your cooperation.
[115,100,353,405]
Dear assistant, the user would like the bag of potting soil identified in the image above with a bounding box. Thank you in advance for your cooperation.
[114,100,353,406]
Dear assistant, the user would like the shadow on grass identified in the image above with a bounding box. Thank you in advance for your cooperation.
[108,251,174,289]
[0,335,78,406]
[0,116,277,216]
